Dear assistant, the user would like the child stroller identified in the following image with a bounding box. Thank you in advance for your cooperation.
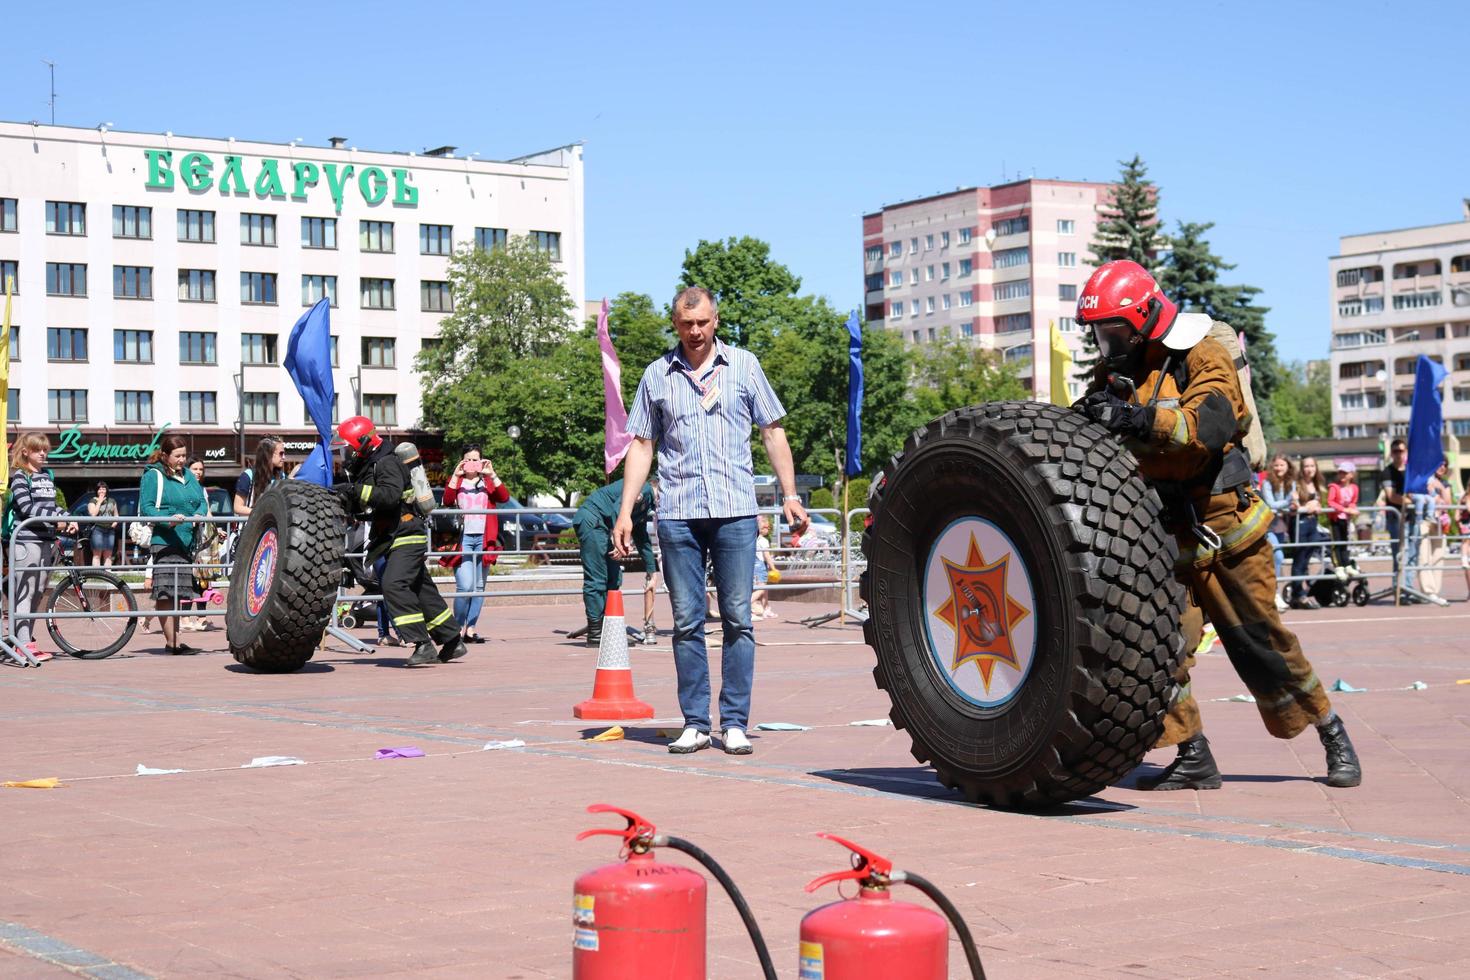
[336,521,383,629]
[1309,545,1370,608]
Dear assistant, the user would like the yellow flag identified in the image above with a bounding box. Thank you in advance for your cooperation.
[1049,320,1073,406]
[0,274,10,492]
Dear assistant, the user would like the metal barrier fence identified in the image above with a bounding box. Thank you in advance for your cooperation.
[3,498,1464,666]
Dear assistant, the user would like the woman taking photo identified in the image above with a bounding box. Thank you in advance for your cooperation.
[6,433,77,662]
[86,481,121,567]
[140,434,209,654]
[439,446,509,643]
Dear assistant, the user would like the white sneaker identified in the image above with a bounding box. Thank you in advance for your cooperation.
[722,728,753,755]
[668,728,711,754]
[1274,593,1288,613]
[1334,566,1350,582]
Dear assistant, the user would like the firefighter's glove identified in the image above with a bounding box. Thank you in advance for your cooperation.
[331,482,360,514]
[1079,389,1152,438]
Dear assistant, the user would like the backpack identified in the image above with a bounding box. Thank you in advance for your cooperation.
[1205,320,1268,471]
[394,442,437,518]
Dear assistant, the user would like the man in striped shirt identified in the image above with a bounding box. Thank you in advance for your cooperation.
[614,286,808,756]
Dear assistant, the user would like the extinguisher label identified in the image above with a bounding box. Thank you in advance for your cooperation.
[573,893,596,925]
[574,927,600,952]
[798,940,824,979]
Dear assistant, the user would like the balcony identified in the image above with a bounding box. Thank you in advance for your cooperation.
[1393,274,1442,293]
[865,289,884,307]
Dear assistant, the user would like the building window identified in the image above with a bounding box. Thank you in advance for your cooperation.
[997,313,1032,333]
[47,327,88,362]
[7,389,17,418]
[476,227,508,251]
[1058,284,1077,302]
[942,294,952,310]
[995,281,1031,301]
[865,245,882,262]
[302,274,338,307]
[1454,420,1470,437]
[48,389,88,423]
[241,213,277,246]
[941,231,950,248]
[0,198,15,233]
[180,391,217,424]
[420,223,453,256]
[890,301,903,318]
[361,277,395,310]
[1058,252,1077,267]
[330,335,339,367]
[925,265,935,282]
[994,216,1029,237]
[1337,266,1384,287]
[180,331,217,365]
[242,392,279,424]
[9,323,19,359]
[1339,392,1365,410]
[360,220,394,253]
[888,241,902,258]
[362,337,397,368]
[0,260,16,291]
[241,272,278,305]
[889,271,902,288]
[941,262,951,280]
[45,201,86,236]
[299,216,337,250]
[115,390,153,424]
[241,333,279,365]
[364,394,397,426]
[113,329,153,363]
[994,247,1030,269]
[46,263,87,296]
[959,258,973,277]
[909,269,919,285]
[1058,316,1077,332]
[925,234,934,251]
[1333,330,1387,349]
[112,205,152,240]
[1339,362,1366,379]
[421,280,453,312]
[532,230,561,260]
[113,265,153,299]
[958,290,974,308]
[961,322,974,338]
[178,209,216,243]
[1363,296,1384,314]
[925,297,936,314]
[1058,219,1075,235]
[179,269,216,302]
[958,227,973,245]
[1004,343,1034,363]
[1393,292,1442,311]
[864,273,883,292]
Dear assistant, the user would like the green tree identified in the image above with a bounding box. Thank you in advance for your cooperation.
[910,335,1029,420]
[1156,220,1281,430]
[679,237,802,351]
[1268,359,1331,440]
[1077,154,1163,380]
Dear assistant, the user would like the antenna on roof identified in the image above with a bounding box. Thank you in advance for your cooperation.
[41,59,56,125]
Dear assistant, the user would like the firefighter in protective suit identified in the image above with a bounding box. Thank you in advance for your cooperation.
[335,416,466,667]
[1074,261,1361,790]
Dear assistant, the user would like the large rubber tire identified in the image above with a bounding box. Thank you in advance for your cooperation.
[861,402,1186,808]
[227,480,346,673]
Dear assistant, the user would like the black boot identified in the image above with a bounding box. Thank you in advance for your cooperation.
[405,641,439,667]
[1318,716,1362,787]
[586,618,602,648]
[437,636,468,663]
[1139,735,1222,791]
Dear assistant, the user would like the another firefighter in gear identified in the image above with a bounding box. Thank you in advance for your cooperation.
[335,416,466,667]
[1074,260,1361,790]
[574,479,658,647]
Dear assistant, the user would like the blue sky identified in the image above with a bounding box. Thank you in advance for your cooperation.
[3,1,1466,364]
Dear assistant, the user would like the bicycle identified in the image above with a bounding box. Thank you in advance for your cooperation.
[43,552,139,659]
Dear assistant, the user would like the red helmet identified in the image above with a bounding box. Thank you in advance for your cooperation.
[336,416,381,460]
[1076,260,1180,367]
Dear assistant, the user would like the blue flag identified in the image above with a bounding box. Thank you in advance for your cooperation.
[284,299,335,487]
[844,311,863,478]
[1405,354,1447,494]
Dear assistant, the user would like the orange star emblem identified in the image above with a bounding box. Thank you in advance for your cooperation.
[933,533,1030,691]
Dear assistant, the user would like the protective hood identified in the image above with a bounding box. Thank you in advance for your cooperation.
[1159,312,1213,352]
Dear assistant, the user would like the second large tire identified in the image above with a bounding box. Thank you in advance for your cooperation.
[227,480,346,673]
[861,401,1186,808]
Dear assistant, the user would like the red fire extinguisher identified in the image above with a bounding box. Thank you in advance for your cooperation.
[800,833,986,979]
[574,804,777,980]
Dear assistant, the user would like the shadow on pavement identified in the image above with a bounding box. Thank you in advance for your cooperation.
[814,767,1140,816]
[224,662,338,674]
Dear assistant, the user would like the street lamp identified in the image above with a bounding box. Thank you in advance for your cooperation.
[506,424,521,491]
[1375,368,1392,443]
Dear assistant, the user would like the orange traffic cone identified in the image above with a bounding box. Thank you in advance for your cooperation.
[573,590,654,720]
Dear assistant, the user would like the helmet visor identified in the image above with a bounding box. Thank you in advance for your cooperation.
[1090,318,1139,363]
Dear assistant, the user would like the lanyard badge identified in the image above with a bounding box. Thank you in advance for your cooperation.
[679,361,723,414]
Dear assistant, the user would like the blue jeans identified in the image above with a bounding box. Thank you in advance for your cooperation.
[1266,530,1285,578]
[454,533,486,629]
[658,516,757,733]
[1289,518,1325,600]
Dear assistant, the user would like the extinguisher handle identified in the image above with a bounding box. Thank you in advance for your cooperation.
[805,832,895,892]
[577,803,658,849]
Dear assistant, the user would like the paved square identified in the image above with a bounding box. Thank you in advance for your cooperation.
[3,596,1469,978]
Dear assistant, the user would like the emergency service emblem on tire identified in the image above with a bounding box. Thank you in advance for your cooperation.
[245,528,279,618]
[861,402,1186,808]
[923,518,1036,708]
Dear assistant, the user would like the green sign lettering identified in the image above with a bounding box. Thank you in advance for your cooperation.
[145,149,174,189]
[358,166,388,205]
[392,168,418,206]
[181,152,214,192]
[219,155,248,195]
[291,161,320,200]
[254,158,285,198]
[324,163,355,215]
[50,425,171,466]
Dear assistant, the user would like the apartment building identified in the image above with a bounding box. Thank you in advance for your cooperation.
[0,121,584,492]
[1329,205,1470,441]
[861,178,1112,402]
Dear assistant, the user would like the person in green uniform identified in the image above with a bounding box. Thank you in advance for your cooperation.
[575,479,657,646]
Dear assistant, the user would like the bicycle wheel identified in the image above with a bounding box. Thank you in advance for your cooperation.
[46,569,139,660]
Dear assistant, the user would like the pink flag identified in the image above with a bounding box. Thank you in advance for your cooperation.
[598,298,634,473]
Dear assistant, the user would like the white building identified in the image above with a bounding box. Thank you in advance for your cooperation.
[0,121,584,491]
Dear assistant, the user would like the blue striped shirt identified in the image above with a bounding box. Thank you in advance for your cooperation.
[627,339,786,520]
